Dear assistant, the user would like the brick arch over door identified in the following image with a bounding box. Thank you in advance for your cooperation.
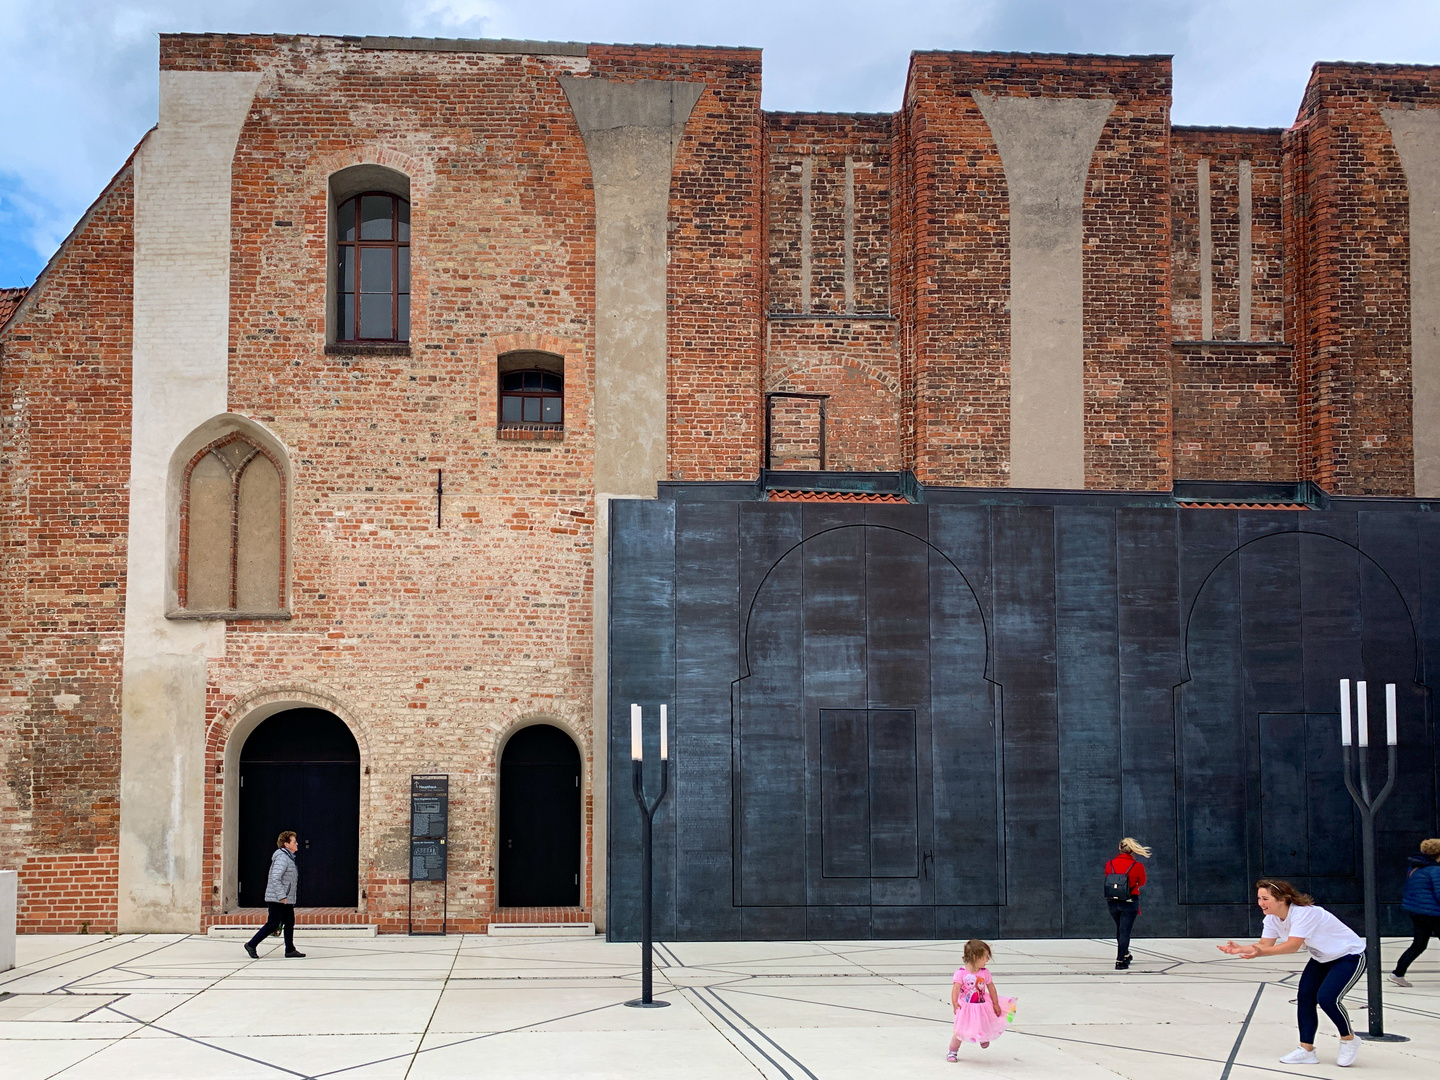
[206,685,374,918]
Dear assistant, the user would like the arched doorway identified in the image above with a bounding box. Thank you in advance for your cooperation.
[238,709,360,907]
[499,724,581,907]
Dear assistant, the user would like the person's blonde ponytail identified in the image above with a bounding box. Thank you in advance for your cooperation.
[1118,837,1152,858]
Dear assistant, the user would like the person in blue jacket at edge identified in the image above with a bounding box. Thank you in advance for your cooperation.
[1389,837,1440,987]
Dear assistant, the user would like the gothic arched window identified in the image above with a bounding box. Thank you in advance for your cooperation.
[180,436,285,615]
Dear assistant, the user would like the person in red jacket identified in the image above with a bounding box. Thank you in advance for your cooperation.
[1106,837,1151,970]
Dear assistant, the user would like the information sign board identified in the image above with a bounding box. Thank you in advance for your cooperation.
[409,775,448,882]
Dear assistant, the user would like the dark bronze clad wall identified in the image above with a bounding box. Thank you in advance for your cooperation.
[608,499,1440,940]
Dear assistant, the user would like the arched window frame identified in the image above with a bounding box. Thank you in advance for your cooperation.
[334,191,410,343]
[326,164,413,348]
[176,432,289,618]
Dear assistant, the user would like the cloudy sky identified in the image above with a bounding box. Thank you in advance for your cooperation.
[2,0,1438,286]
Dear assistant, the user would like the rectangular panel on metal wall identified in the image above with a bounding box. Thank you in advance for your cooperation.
[607,499,677,940]
[737,504,805,909]
[821,710,870,878]
[1304,714,1354,878]
[676,501,741,939]
[819,709,920,880]
[1259,713,1307,877]
[869,710,919,878]
[1054,508,1119,935]
[928,507,1000,907]
[991,506,1061,936]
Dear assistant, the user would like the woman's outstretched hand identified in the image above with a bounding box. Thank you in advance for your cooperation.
[1217,941,1259,958]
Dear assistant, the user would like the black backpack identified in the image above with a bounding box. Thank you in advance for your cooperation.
[1104,856,1135,902]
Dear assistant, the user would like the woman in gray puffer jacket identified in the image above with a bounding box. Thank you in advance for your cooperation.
[1390,837,1440,986]
[244,831,305,959]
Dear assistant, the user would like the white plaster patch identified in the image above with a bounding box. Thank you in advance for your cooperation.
[1382,107,1440,497]
[973,92,1114,490]
[119,70,261,933]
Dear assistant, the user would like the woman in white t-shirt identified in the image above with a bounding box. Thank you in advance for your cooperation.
[1218,879,1366,1068]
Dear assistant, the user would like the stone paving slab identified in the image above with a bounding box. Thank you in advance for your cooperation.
[0,933,1435,1078]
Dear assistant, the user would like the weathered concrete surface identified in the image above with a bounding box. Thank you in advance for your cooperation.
[120,70,259,932]
[1383,107,1440,497]
[560,76,702,498]
[0,871,15,970]
[974,93,1114,489]
[560,76,701,931]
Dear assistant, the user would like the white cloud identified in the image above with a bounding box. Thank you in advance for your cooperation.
[1,0,1438,284]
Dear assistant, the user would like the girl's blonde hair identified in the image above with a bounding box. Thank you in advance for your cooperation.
[963,939,992,966]
[1118,837,1152,858]
[1421,838,1440,858]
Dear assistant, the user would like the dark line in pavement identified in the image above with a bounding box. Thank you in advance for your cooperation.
[691,985,806,1080]
[704,985,821,1080]
[1221,983,1265,1080]
[98,1008,317,1080]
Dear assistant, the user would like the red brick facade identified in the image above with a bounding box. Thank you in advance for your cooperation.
[4,37,1439,932]
[1,164,133,931]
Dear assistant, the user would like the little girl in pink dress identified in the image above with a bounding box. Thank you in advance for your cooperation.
[948,939,1016,1061]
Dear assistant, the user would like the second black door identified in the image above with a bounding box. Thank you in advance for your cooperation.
[499,724,581,906]
[238,709,360,907]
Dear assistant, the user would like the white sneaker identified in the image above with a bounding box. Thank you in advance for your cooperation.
[1337,1039,1360,1067]
[1388,973,1412,987]
[1280,1047,1319,1065]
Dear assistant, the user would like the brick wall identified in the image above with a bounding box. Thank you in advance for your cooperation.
[764,112,899,471]
[1172,128,1285,342]
[584,46,767,484]
[1171,344,1299,480]
[898,53,1174,490]
[0,165,133,933]
[149,34,768,931]
[1170,128,1295,481]
[9,38,1440,935]
[1286,63,1440,495]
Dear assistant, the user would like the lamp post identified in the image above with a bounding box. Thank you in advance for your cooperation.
[625,703,670,1008]
[1339,679,1407,1042]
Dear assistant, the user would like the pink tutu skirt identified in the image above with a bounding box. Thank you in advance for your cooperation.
[953,995,1016,1043]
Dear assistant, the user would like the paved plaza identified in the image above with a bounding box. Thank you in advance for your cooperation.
[1,932,1436,1079]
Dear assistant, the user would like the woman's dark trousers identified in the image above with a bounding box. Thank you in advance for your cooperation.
[1395,912,1440,976]
[1108,899,1138,959]
[1297,954,1364,1043]
[245,902,295,952]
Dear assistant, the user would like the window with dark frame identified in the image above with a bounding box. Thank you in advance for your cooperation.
[336,192,410,342]
[500,370,564,427]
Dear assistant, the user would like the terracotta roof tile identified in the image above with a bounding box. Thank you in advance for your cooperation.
[768,490,910,503]
[1180,501,1309,510]
[0,287,27,329]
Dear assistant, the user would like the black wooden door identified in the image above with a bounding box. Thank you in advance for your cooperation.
[499,725,581,907]
[238,709,360,908]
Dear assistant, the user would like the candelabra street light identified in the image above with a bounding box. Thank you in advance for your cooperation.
[1339,679,1407,1042]
[625,702,670,1008]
